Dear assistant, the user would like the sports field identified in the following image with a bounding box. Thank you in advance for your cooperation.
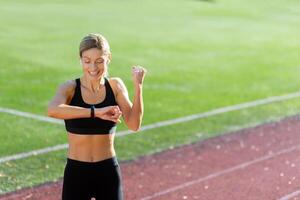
[1,0,300,198]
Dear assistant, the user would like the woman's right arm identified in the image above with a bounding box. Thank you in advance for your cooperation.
[47,80,122,122]
[47,80,92,119]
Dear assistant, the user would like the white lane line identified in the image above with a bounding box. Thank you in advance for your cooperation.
[0,107,63,124]
[278,190,300,200]
[138,91,300,132]
[0,144,68,164]
[140,144,300,200]
[1,90,300,164]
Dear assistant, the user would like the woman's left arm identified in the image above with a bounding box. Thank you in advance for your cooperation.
[112,66,147,132]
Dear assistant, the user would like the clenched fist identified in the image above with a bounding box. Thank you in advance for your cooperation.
[95,106,122,123]
[132,66,147,86]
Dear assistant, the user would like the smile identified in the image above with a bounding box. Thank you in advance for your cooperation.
[89,71,99,76]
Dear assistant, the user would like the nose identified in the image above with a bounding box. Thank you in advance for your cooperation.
[87,63,97,68]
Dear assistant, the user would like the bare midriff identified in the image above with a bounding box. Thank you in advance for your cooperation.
[67,132,116,162]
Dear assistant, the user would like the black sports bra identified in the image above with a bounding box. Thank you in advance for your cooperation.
[64,77,118,135]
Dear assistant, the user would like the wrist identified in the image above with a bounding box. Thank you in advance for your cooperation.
[90,105,95,118]
[134,83,143,90]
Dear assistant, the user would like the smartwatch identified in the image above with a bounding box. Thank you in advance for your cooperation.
[91,105,95,118]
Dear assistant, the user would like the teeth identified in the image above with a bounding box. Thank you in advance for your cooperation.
[89,71,98,75]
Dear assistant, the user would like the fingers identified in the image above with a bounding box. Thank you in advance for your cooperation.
[132,66,147,74]
[111,109,122,123]
[132,65,147,85]
[112,106,122,116]
[106,106,122,123]
[108,117,122,123]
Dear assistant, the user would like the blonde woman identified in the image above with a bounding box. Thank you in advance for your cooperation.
[48,33,146,200]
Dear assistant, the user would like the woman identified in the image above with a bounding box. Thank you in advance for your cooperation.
[47,33,147,200]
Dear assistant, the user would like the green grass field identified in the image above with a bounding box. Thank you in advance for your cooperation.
[1,0,300,194]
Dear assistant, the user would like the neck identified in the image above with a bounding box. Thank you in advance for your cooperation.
[81,76,105,92]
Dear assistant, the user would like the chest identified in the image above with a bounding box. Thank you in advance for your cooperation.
[80,86,106,105]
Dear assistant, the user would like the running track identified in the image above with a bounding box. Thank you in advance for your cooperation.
[2,115,300,200]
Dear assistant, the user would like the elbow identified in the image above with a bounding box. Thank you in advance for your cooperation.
[47,108,54,117]
[126,115,143,132]
[47,106,57,118]
[128,123,141,132]
[130,127,140,132]
[126,123,141,132]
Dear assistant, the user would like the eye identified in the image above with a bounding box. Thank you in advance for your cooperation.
[96,60,104,65]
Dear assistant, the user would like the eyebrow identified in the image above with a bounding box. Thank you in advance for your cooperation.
[82,56,104,61]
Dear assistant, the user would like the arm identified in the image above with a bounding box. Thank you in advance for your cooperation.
[113,66,147,131]
[47,80,92,119]
[47,80,122,122]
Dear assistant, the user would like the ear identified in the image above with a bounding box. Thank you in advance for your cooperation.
[79,59,83,66]
[107,53,112,64]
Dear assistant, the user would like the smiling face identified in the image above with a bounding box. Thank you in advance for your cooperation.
[79,33,111,81]
[80,48,110,80]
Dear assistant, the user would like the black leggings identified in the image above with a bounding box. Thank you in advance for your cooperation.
[62,157,123,200]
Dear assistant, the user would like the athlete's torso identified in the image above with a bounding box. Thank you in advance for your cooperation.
[64,77,118,162]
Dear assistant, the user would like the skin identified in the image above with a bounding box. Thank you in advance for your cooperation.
[48,48,146,162]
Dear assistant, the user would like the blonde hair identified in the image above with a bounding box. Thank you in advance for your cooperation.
[79,33,111,57]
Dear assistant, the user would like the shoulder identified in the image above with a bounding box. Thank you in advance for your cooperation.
[107,77,128,95]
[108,77,125,85]
[57,79,76,95]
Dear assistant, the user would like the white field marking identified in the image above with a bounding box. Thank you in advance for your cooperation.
[278,190,300,200]
[140,144,300,200]
[1,90,300,163]
[0,107,63,124]
[0,144,68,164]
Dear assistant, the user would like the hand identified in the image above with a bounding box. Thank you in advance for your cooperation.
[132,66,147,86]
[95,106,122,123]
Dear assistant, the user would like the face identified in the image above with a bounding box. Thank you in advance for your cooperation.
[80,48,110,80]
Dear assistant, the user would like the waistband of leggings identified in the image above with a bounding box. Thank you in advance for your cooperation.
[66,156,119,167]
